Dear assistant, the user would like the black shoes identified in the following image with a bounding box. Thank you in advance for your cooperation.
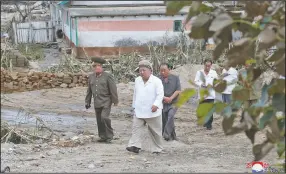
[97,138,112,143]
[203,124,212,130]
[126,146,140,154]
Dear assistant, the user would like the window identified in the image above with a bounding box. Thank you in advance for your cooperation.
[173,20,182,32]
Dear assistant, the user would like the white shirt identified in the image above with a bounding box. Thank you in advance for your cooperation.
[194,69,218,100]
[132,75,164,118]
[222,67,238,94]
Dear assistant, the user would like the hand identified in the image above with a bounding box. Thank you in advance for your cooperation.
[222,73,229,77]
[130,108,135,115]
[85,104,91,109]
[201,84,207,88]
[151,105,158,112]
[163,97,172,103]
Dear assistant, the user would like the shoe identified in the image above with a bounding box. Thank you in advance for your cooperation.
[97,138,106,142]
[164,137,170,141]
[105,139,112,143]
[126,146,140,154]
[206,127,212,130]
[97,138,112,143]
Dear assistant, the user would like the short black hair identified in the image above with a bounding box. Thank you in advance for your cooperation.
[204,59,213,65]
[160,62,173,69]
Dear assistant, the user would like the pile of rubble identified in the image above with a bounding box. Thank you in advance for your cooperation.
[1,68,89,93]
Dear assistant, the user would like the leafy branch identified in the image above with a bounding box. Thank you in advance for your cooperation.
[166,1,285,171]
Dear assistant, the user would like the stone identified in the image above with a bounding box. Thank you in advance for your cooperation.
[68,83,75,88]
[42,77,49,81]
[56,72,65,78]
[32,82,38,88]
[23,77,29,83]
[31,75,39,81]
[63,77,72,84]
[71,136,79,141]
[88,164,95,169]
[60,83,68,88]
[10,72,18,80]
[27,71,34,76]
[4,82,13,89]
[46,73,52,78]
[72,76,78,84]
[46,149,59,156]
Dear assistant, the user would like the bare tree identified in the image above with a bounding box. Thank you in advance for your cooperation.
[13,1,46,22]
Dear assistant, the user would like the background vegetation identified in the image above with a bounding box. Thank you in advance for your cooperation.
[168,1,285,171]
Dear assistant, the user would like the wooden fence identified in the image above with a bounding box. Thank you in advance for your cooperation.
[12,20,57,44]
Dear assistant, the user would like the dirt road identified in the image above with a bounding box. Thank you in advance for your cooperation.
[1,3,281,172]
[1,83,281,173]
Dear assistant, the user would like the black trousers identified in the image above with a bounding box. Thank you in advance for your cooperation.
[200,99,214,128]
[162,107,177,140]
[95,107,114,139]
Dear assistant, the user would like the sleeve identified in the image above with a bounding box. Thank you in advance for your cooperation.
[132,79,137,109]
[107,74,119,104]
[222,69,226,74]
[85,75,92,105]
[213,71,218,79]
[226,69,238,85]
[153,79,164,109]
[176,76,181,91]
[194,71,203,87]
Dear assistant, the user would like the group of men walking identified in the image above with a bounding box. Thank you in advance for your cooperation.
[85,57,242,154]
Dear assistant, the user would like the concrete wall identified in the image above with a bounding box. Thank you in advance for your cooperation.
[77,15,189,47]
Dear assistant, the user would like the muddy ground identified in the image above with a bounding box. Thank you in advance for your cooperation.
[1,83,282,173]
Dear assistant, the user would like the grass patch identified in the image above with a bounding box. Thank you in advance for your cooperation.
[17,43,44,60]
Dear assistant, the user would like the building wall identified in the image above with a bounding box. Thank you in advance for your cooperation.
[77,15,190,48]
[61,8,77,45]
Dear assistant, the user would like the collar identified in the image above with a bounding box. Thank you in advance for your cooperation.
[139,74,154,84]
[200,69,215,75]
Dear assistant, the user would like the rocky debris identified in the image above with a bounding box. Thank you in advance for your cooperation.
[1,68,89,93]
[51,134,97,147]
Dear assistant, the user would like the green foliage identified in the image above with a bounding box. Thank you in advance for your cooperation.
[196,103,214,125]
[167,1,285,163]
[175,88,196,107]
[17,44,44,60]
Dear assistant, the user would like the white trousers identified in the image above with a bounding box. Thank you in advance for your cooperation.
[128,115,163,153]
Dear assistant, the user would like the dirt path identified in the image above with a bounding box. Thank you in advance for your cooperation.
[1,85,281,173]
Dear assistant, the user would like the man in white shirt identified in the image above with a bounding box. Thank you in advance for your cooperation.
[194,59,218,130]
[221,63,238,103]
[126,60,164,154]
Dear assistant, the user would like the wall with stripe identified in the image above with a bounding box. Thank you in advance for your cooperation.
[76,15,190,47]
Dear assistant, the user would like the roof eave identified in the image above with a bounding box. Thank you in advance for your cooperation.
[70,12,188,18]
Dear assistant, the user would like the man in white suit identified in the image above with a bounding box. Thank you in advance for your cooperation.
[221,63,238,103]
[194,59,218,130]
[126,60,164,154]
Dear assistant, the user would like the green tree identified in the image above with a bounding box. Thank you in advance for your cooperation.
[167,1,285,170]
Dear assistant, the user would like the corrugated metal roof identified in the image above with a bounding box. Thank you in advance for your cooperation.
[57,1,69,5]
[68,6,189,17]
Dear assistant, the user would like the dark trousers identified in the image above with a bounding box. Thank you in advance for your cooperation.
[222,94,232,104]
[162,107,177,140]
[200,99,214,128]
[95,107,114,139]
